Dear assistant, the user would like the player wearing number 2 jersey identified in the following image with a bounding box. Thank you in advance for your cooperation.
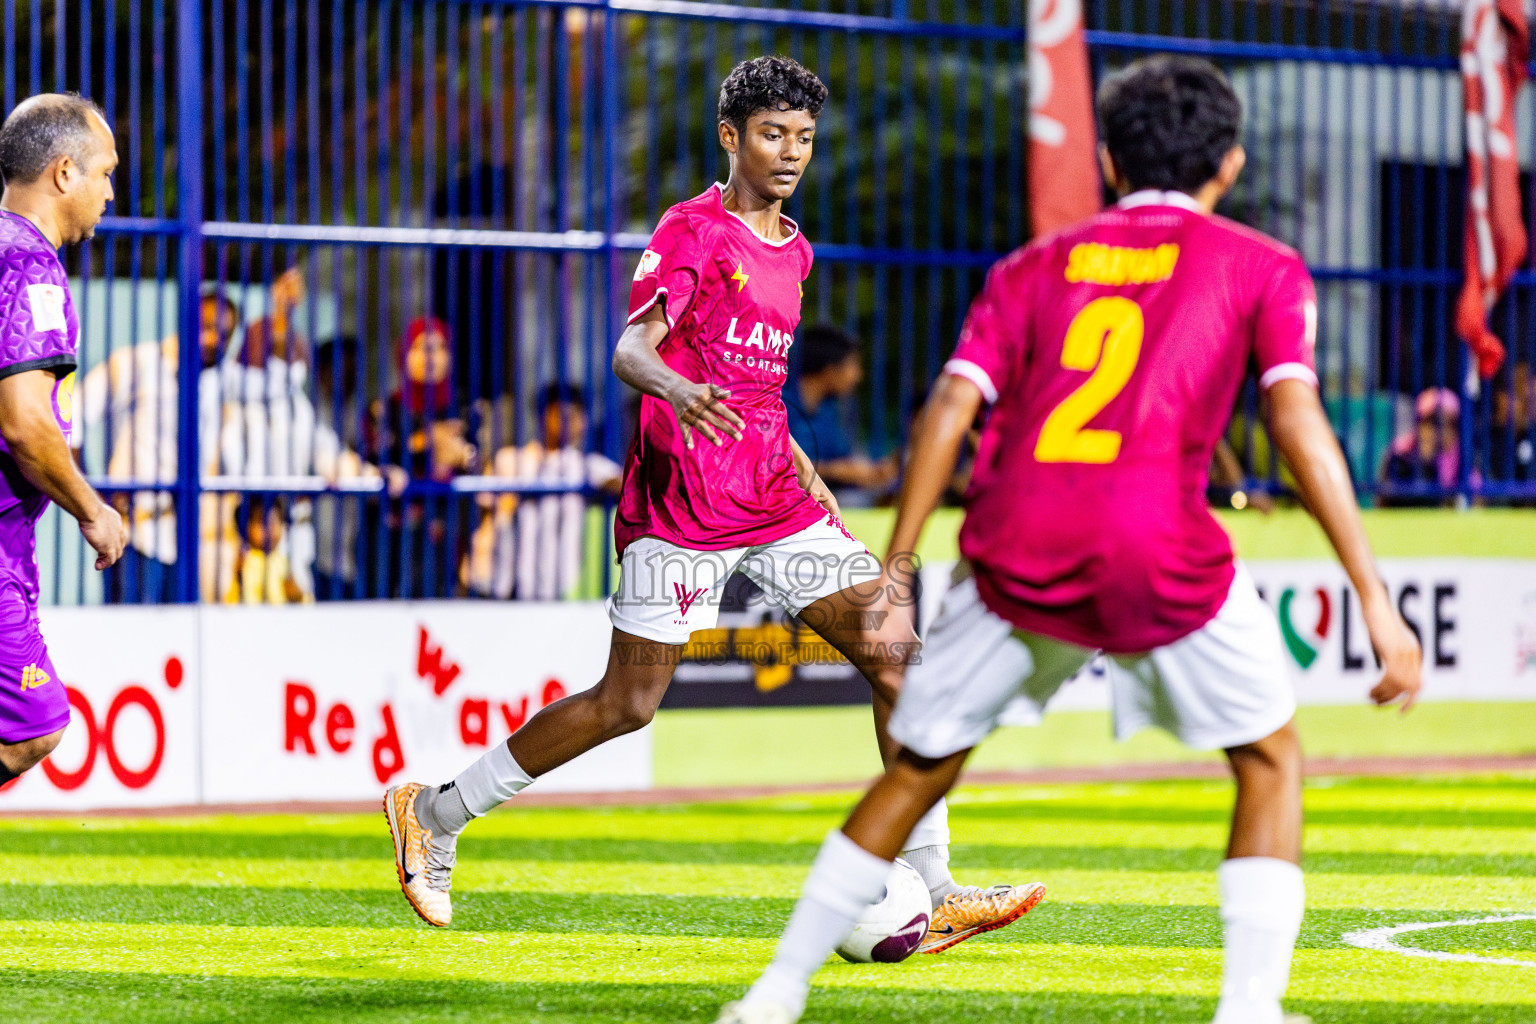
[947,188,1317,655]
[726,56,1424,1024]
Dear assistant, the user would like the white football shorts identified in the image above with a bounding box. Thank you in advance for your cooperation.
[889,562,1297,758]
[606,513,880,645]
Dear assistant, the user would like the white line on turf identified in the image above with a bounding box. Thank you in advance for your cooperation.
[1342,914,1536,967]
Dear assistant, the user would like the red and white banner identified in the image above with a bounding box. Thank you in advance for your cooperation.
[9,558,1536,812]
[1028,0,1101,235]
[199,602,645,803]
[2,608,200,811]
[1457,0,1529,381]
[0,602,648,811]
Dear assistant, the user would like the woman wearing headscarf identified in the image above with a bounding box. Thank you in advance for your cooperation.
[367,316,478,597]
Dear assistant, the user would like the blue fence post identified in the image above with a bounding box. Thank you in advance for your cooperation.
[602,0,622,595]
[175,0,205,604]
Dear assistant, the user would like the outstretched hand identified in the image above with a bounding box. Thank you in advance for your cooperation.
[1363,596,1423,712]
[81,502,127,571]
[669,382,745,450]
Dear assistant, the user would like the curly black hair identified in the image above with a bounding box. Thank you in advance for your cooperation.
[1096,55,1242,194]
[717,56,828,132]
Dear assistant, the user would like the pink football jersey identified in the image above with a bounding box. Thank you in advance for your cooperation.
[948,191,1317,653]
[617,185,824,555]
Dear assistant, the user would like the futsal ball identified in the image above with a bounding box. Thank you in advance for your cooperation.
[835,858,931,963]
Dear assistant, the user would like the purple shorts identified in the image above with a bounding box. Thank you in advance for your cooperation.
[0,591,69,743]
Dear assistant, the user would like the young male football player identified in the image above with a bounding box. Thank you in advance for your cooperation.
[0,94,127,783]
[721,56,1423,1024]
[386,56,1042,947]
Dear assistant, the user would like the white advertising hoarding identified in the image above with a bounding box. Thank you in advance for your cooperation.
[3,558,1533,811]
[917,559,1536,718]
[2,601,648,812]
[1247,559,1536,704]
[2,607,200,811]
[199,601,648,803]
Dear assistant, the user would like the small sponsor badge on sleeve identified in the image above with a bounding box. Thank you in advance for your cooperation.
[634,249,662,282]
[26,283,67,333]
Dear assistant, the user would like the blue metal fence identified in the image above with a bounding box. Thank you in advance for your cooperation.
[17,0,1528,607]
[1087,0,1536,511]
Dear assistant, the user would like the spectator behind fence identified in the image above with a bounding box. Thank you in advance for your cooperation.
[72,291,237,603]
[311,335,377,599]
[224,497,305,604]
[464,384,621,600]
[367,316,477,598]
[223,265,318,600]
[784,322,897,504]
[1487,361,1535,493]
[1378,387,1473,507]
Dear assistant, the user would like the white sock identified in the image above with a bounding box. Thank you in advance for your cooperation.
[900,799,958,905]
[415,782,473,842]
[905,796,951,849]
[901,844,959,907]
[1213,857,1305,1024]
[743,831,891,1015]
[453,741,534,817]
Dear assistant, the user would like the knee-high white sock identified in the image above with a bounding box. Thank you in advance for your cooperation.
[901,798,957,904]
[743,831,891,1015]
[1213,857,1305,1024]
[453,741,535,817]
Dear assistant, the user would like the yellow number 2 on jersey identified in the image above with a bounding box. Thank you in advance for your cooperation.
[1033,296,1144,464]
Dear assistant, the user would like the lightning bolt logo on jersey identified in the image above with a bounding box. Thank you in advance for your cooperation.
[618,184,824,556]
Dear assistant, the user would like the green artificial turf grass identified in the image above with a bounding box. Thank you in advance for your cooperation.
[1,775,1534,1023]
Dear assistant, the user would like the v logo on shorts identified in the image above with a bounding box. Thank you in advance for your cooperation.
[673,582,707,617]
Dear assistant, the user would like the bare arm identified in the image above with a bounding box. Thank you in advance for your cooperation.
[611,304,743,450]
[1265,378,1421,709]
[0,369,126,570]
[886,373,984,564]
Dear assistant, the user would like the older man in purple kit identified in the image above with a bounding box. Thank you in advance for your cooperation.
[0,93,127,783]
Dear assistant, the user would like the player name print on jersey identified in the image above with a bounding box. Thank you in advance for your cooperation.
[1064,242,1180,286]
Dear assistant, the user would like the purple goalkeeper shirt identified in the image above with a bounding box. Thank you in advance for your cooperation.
[0,210,78,609]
